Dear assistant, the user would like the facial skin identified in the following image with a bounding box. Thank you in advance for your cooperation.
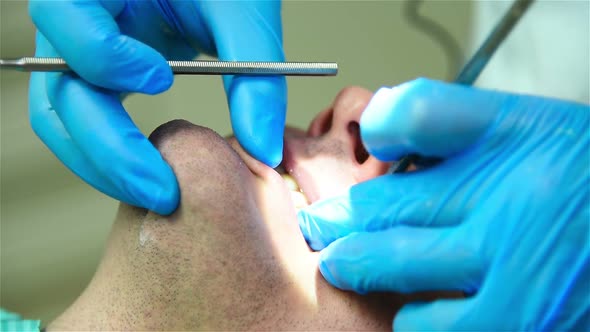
[47,87,428,331]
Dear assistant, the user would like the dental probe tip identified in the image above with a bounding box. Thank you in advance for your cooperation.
[0,57,338,76]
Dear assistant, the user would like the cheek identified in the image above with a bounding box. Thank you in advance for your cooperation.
[253,176,304,242]
[225,134,316,267]
[251,175,322,301]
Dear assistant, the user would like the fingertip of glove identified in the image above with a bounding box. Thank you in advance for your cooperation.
[250,140,283,168]
[360,85,410,161]
[116,148,180,216]
[257,120,284,168]
[138,165,180,216]
[360,78,443,159]
[297,209,327,251]
[84,36,174,94]
[147,180,180,216]
[392,303,424,331]
[318,255,341,289]
[361,78,500,160]
[235,133,282,168]
[319,244,366,293]
[230,92,286,168]
[297,210,313,245]
[228,74,286,167]
[132,61,174,95]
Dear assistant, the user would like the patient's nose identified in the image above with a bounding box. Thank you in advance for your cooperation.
[307,86,390,182]
[283,87,391,203]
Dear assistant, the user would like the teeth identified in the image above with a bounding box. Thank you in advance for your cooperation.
[290,190,309,210]
[277,165,309,207]
[281,173,300,192]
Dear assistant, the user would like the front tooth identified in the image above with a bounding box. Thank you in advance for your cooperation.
[281,173,300,192]
[291,191,309,210]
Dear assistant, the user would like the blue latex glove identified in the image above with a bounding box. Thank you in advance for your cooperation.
[28,0,286,215]
[298,78,589,330]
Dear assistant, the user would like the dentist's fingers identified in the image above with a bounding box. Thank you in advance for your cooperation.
[318,226,483,294]
[204,1,287,167]
[394,299,477,331]
[29,0,172,94]
[360,78,502,161]
[38,34,179,214]
[226,75,287,168]
[29,32,129,203]
[298,169,464,250]
[46,73,180,214]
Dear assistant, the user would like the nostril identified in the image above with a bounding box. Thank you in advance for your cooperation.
[347,122,370,164]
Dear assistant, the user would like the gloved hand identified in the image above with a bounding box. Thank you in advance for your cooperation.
[298,78,589,330]
[28,0,286,215]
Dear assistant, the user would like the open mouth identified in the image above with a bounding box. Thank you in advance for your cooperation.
[224,133,311,211]
[275,164,309,211]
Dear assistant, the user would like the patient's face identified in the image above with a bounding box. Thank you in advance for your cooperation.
[49,87,400,331]
[280,87,391,204]
[223,85,390,250]
[221,85,392,304]
[218,86,391,310]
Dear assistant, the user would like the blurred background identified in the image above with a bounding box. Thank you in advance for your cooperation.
[1,0,587,326]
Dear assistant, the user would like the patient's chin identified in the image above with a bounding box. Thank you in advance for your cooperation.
[146,119,257,216]
[148,119,195,149]
[118,119,254,219]
[111,119,266,259]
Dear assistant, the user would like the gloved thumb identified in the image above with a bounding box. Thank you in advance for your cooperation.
[360,78,503,161]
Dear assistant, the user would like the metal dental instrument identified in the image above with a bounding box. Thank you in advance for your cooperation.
[0,57,338,76]
[390,0,535,173]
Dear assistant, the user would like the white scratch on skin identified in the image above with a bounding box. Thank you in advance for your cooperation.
[139,221,154,247]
